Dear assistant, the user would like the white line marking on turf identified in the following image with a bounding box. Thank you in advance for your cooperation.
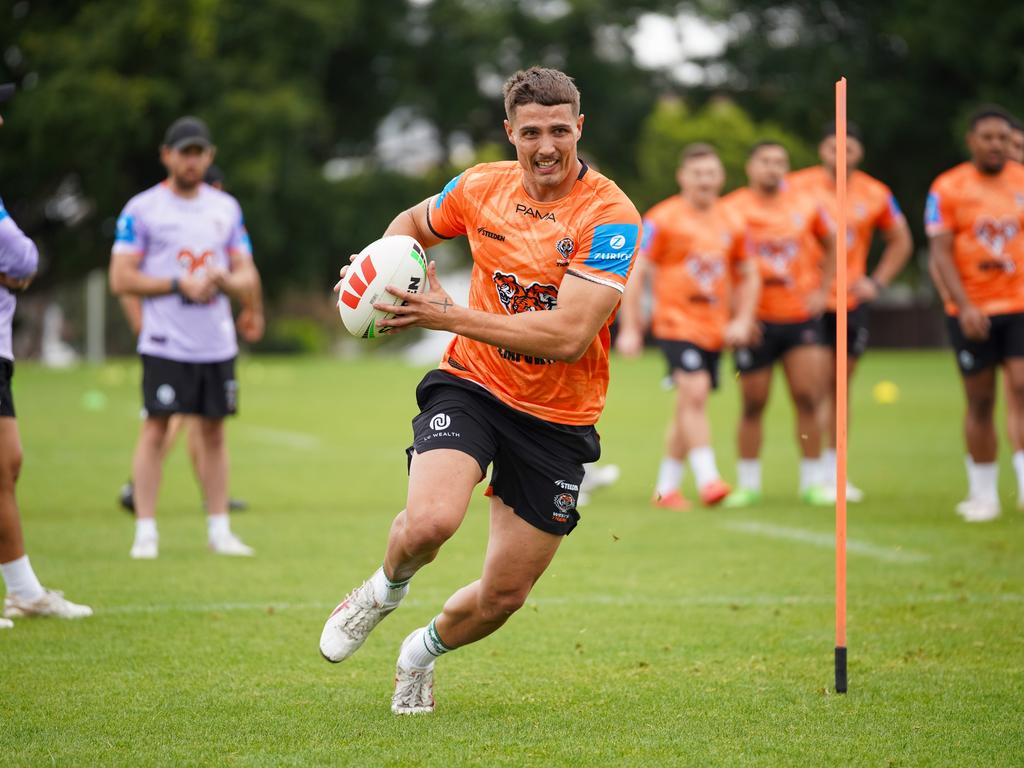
[241,425,322,451]
[722,520,929,564]
[100,591,1021,616]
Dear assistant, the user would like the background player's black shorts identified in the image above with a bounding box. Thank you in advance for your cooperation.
[141,354,238,418]
[655,338,721,389]
[407,370,601,536]
[946,312,1024,376]
[823,305,870,358]
[734,318,823,374]
[0,357,15,417]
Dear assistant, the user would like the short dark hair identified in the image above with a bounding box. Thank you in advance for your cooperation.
[968,104,1014,131]
[821,120,863,143]
[503,67,580,121]
[679,143,719,167]
[748,140,787,158]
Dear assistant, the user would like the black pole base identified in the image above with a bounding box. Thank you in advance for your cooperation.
[835,646,848,693]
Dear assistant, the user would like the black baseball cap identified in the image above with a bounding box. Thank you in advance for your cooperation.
[0,83,15,104]
[163,116,213,150]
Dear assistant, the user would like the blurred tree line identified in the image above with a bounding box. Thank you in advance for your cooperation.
[0,0,1021,301]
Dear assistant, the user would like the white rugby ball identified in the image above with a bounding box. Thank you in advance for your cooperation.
[338,235,428,338]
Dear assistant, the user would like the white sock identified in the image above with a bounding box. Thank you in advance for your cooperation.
[207,513,231,540]
[135,517,158,541]
[799,458,823,492]
[0,555,45,601]
[655,457,685,496]
[399,618,452,669]
[737,459,761,491]
[968,461,998,503]
[688,446,721,489]
[370,566,409,606]
[823,448,838,486]
[964,455,977,499]
[1013,451,1024,499]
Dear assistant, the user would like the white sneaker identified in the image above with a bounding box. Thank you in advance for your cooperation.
[392,631,435,715]
[955,497,1000,522]
[4,589,93,619]
[130,535,158,560]
[819,482,865,504]
[0,617,12,629]
[209,532,255,557]
[319,578,396,663]
[580,463,620,493]
[846,482,865,503]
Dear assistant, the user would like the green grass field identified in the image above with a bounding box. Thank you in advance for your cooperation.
[2,350,1022,766]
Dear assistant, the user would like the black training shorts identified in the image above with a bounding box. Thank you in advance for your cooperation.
[407,370,601,536]
[734,318,823,374]
[655,338,721,389]
[0,358,14,417]
[141,354,238,418]
[822,305,870,358]
[946,312,1024,376]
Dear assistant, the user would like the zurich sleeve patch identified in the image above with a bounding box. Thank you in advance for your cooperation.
[583,223,639,277]
[924,192,941,227]
[435,173,463,209]
[115,214,135,244]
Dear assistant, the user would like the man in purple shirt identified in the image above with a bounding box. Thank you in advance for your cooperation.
[0,82,92,626]
[110,116,258,559]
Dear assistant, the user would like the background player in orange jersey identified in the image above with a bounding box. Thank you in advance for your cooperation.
[927,105,1024,522]
[616,143,759,510]
[719,141,836,507]
[790,122,912,502]
[318,67,642,714]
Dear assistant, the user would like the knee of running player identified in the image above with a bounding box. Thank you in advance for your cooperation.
[477,581,531,622]
[741,394,768,420]
[790,386,819,417]
[0,443,22,491]
[398,502,463,557]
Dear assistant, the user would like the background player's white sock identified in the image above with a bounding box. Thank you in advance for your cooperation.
[1013,451,1024,500]
[135,517,157,541]
[207,513,231,540]
[964,455,978,499]
[371,566,409,606]
[399,617,452,669]
[968,461,998,503]
[1,554,45,601]
[799,458,823,492]
[655,457,684,496]
[823,448,838,487]
[688,446,721,488]
[737,459,761,491]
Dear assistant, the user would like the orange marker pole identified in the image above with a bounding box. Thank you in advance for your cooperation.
[834,77,849,694]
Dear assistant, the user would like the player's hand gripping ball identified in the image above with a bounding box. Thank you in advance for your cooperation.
[337,235,428,338]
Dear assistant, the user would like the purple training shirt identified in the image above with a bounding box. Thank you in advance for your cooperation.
[0,196,40,361]
[112,182,252,363]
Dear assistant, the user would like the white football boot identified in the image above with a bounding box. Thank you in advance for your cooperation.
[209,531,255,557]
[955,497,1000,523]
[130,534,158,560]
[4,589,93,619]
[319,578,396,663]
[392,631,435,715]
[0,617,13,629]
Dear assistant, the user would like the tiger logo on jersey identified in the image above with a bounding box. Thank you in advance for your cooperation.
[178,249,214,275]
[975,217,1020,259]
[755,239,799,276]
[686,255,725,296]
[493,271,558,314]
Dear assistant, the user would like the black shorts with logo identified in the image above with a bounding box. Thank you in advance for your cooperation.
[946,312,1024,376]
[407,370,601,536]
[656,338,721,389]
[822,305,870,358]
[141,354,238,418]
[734,318,823,374]
[0,358,15,417]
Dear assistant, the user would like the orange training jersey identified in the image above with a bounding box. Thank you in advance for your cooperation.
[721,185,832,323]
[640,195,747,350]
[427,161,642,425]
[925,161,1024,316]
[789,166,904,310]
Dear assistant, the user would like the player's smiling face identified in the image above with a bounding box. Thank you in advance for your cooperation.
[505,102,584,203]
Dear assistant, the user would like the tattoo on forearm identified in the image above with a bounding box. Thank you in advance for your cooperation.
[430,298,454,313]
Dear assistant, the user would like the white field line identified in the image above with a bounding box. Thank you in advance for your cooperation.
[723,520,929,564]
[99,591,1022,616]
[240,425,322,451]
